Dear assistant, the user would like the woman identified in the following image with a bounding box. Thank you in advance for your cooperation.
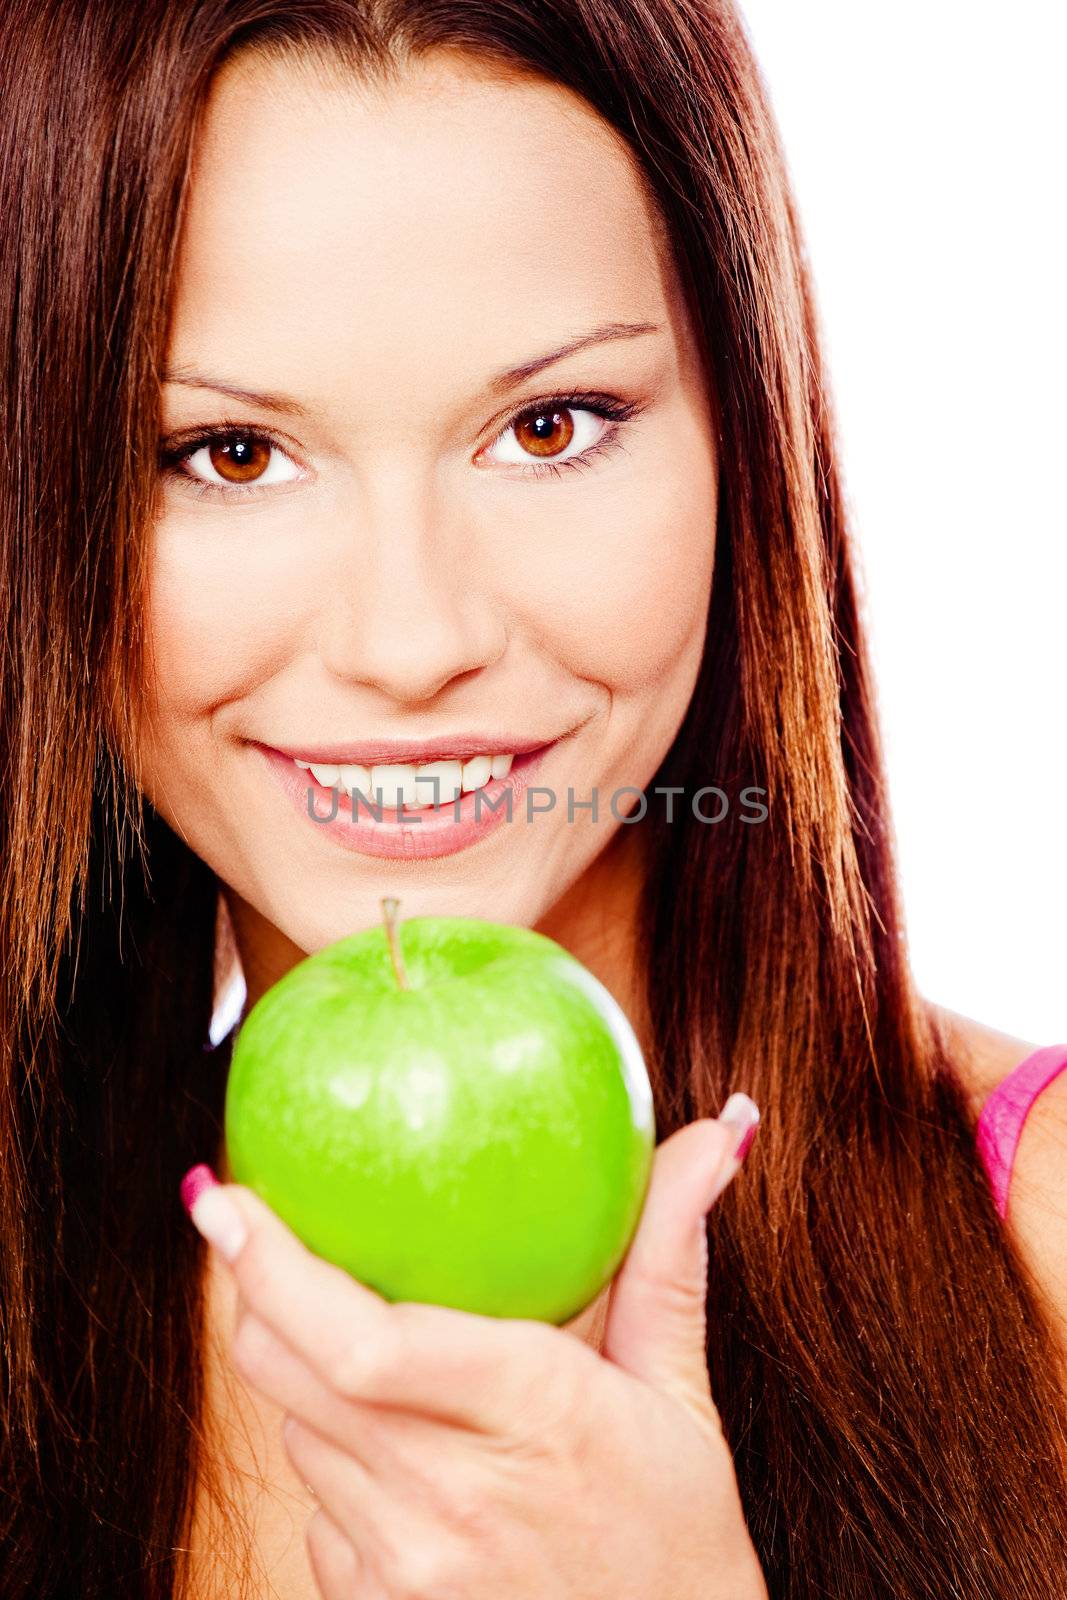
[1,1,1064,1595]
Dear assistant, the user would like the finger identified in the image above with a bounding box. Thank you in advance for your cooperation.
[189,1176,560,1433]
[304,1504,376,1600]
[291,1420,471,1600]
[284,1416,381,1543]
[231,1303,466,1484]
[230,1306,378,1472]
[601,1103,757,1411]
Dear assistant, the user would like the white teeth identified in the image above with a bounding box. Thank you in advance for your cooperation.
[308,762,340,788]
[370,763,418,809]
[410,760,464,807]
[293,750,518,807]
[461,755,492,792]
[339,762,372,798]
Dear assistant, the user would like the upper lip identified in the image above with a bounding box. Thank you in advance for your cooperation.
[261,732,559,766]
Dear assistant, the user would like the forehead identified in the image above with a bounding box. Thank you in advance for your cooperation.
[168,47,681,395]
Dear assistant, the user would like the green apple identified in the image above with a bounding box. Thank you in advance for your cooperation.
[224,898,655,1324]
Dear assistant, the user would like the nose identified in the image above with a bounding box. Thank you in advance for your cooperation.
[316,469,506,702]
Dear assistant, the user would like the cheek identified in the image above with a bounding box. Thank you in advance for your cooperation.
[498,446,716,694]
[142,521,304,724]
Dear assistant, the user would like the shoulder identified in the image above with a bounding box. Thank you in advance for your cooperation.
[933,1004,1067,1361]
[929,1003,1041,1111]
[997,1051,1067,1361]
[1006,1069,1067,1371]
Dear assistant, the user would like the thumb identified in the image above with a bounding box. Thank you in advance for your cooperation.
[601,1093,760,1416]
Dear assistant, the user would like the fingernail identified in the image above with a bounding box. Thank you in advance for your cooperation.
[180,1164,248,1261]
[717,1092,760,1163]
[180,1163,219,1213]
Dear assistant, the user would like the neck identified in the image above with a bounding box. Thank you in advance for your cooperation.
[533,822,653,1059]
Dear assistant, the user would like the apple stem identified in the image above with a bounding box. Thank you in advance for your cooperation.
[380,896,411,990]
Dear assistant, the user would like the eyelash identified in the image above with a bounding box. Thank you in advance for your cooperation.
[157,390,641,503]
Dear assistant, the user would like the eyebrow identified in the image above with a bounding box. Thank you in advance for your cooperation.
[486,320,663,392]
[161,320,664,416]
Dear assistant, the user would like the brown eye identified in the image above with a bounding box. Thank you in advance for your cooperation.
[206,435,273,483]
[512,407,576,459]
[167,430,303,496]
[479,399,626,473]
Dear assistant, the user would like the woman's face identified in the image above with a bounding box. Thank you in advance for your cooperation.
[139,47,718,956]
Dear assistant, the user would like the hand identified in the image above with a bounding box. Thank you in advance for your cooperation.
[181,1098,766,1600]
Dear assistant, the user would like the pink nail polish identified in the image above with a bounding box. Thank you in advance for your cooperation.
[733,1120,759,1162]
[180,1163,220,1215]
[717,1091,761,1164]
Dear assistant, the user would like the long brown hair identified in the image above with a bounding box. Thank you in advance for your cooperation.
[2,2,1065,1594]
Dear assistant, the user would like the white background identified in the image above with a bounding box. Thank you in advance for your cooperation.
[739,2,1065,1042]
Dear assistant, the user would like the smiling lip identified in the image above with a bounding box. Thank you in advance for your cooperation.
[259,738,561,861]
[261,733,555,766]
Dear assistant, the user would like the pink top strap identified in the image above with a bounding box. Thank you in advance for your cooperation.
[975,1043,1067,1218]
